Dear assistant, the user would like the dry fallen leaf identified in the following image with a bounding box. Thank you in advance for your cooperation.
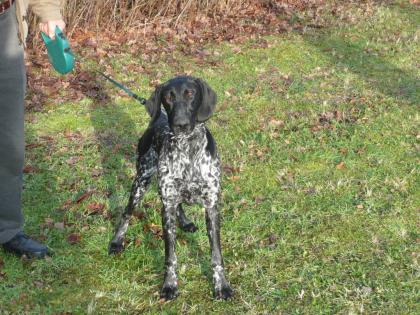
[268,118,285,128]
[86,202,105,215]
[23,165,37,174]
[91,169,102,177]
[66,156,81,165]
[76,190,95,203]
[135,238,142,247]
[54,222,65,230]
[223,164,240,175]
[67,233,82,244]
[336,162,345,170]
[143,223,162,238]
[44,217,54,228]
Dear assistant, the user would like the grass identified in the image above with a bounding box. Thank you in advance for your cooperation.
[1,1,419,314]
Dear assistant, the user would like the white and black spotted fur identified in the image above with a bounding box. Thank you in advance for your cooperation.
[108,76,233,300]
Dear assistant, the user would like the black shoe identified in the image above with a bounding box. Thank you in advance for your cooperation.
[2,232,51,259]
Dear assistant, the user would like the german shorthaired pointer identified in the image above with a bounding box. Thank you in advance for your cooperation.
[108,76,233,300]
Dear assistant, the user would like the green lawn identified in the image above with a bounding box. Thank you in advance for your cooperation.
[1,1,419,314]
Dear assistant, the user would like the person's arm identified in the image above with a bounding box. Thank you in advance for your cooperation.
[28,0,65,38]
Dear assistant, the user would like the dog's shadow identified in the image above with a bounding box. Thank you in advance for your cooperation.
[137,205,214,288]
[180,224,214,284]
[77,70,144,212]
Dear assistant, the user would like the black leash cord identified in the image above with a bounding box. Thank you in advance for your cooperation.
[97,71,147,105]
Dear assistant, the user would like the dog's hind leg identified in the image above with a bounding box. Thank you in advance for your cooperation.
[177,205,198,233]
[108,148,157,255]
[205,206,233,300]
[160,204,179,300]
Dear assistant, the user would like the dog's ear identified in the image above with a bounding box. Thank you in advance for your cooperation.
[195,78,217,122]
[145,85,162,123]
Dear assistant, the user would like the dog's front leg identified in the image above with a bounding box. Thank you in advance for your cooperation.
[160,204,179,300]
[205,206,233,300]
[108,149,157,255]
[108,174,151,254]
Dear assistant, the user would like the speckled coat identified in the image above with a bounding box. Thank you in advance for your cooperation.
[108,76,233,300]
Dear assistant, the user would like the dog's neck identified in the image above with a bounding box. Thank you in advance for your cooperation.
[168,123,207,154]
[170,123,206,141]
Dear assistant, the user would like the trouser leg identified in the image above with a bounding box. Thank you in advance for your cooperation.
[0,3,26,244]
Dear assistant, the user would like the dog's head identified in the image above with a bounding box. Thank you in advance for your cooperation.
[146,76,217,135]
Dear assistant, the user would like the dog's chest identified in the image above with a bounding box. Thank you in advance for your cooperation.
[157,128,220,206]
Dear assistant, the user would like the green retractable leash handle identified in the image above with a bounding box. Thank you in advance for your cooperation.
[41,27,145,105]
[41,26,74,75]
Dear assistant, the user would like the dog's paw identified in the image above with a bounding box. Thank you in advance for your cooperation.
[215,284,233,300]
[108,241,124,255]
[180,222,198,233]
[160,285,179,300]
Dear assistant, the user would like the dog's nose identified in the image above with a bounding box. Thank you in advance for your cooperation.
[174,122,189,129]
[173,116,190,129]
[173,123,190,134]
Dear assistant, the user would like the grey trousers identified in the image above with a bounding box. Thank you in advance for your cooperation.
[0,3,26,244]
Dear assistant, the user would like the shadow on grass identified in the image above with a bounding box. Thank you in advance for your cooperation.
[183,230,214,285]
[302,4,418,105]
[78,73,138,212]
[23,117,61,237]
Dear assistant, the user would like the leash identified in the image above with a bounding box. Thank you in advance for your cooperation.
[96,71,147,105]
[40,27,147,105]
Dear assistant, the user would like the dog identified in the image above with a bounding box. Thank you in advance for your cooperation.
[108,76,233,300]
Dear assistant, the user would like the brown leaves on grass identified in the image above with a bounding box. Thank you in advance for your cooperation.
[25,143,43,150]
[277,169,295,190]
[23,165,38,174]
[40,218,66,231]
[54,222,65,230]
[259,233,279,249]
[311,108,361,132]
[86,202,106,215]
[25,61,110,112]
[67,233,82,244]
[65,156,82,166]
[268,118,285,129]
[54,188,111,220]
[76,189,96,204]
[257,68,294,95]
[223,164,240,175]
[24,1,330,112]
[33,280,45,288]
[143,223,163,239]
[336,161,346,170]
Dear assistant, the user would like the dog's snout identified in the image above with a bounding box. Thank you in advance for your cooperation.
[172,121,191,134]
[173,118,189,127]
[171,105,192,133]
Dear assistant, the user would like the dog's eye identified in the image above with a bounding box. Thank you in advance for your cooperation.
[184,90,193,98]
[165,92,175,102]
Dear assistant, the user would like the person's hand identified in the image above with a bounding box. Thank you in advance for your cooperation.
[39,20,66,39]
